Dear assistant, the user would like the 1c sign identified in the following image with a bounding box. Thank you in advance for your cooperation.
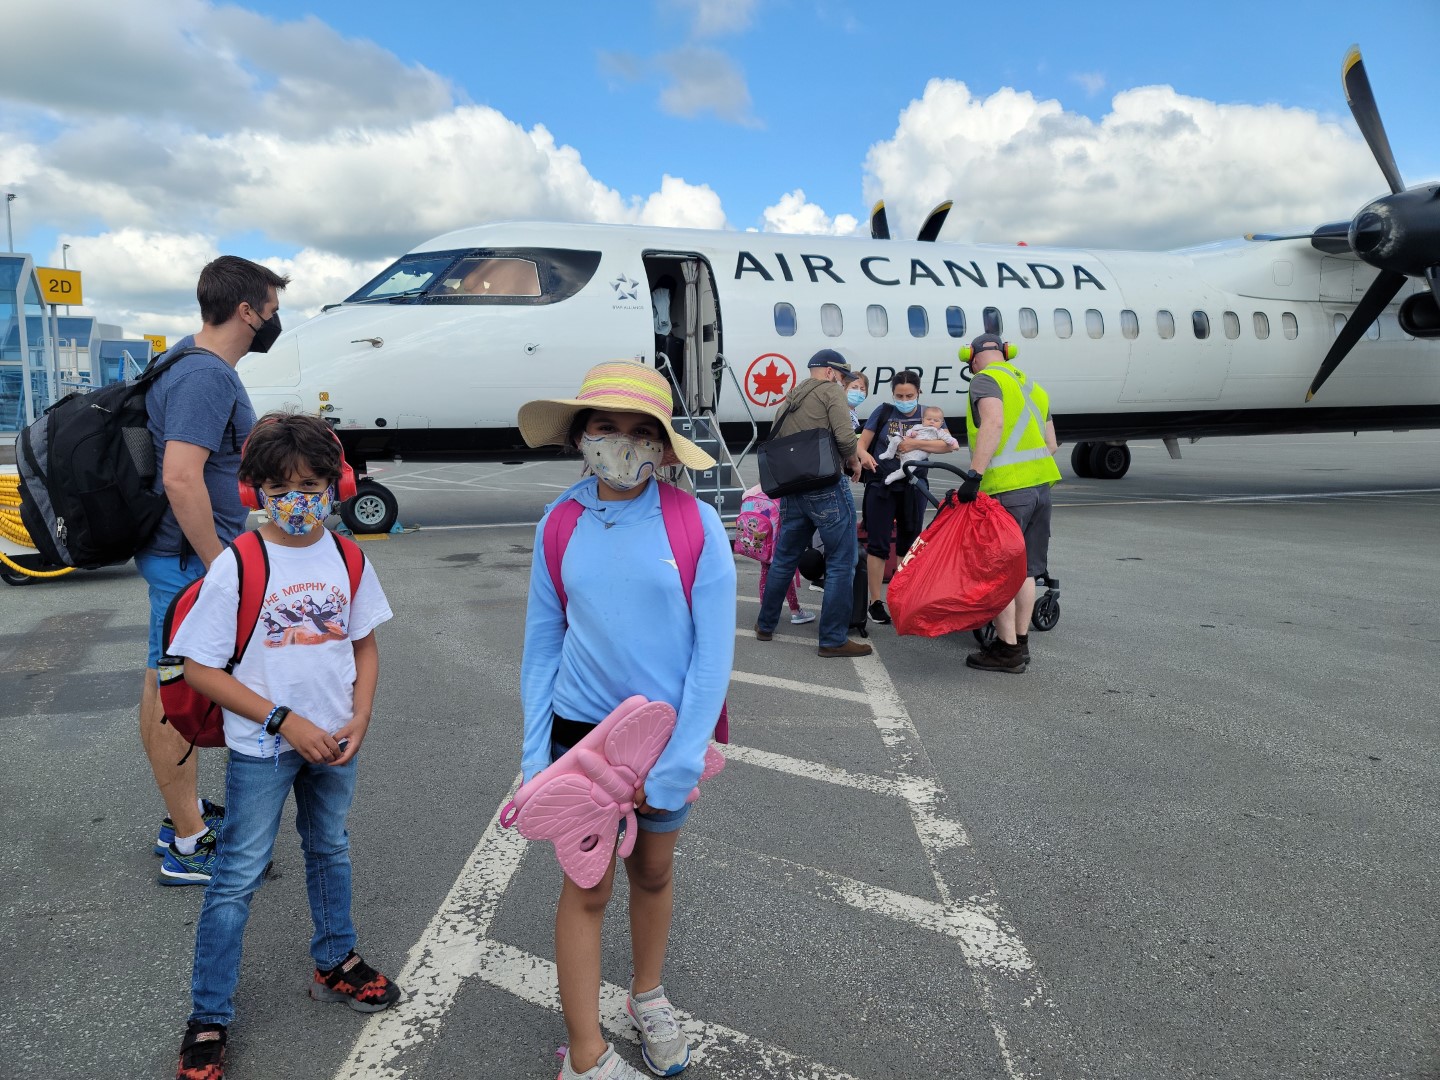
[37,267,83,306]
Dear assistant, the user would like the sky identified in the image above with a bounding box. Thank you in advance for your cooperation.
[2,0,1436,339]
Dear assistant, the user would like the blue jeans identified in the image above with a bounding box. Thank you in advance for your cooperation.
[756,480,858,647]
[189,750,359,1026]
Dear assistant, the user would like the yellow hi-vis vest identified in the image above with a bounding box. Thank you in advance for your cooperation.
[965,360,1062,495]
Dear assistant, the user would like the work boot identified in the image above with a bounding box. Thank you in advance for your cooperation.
[818,639,873,658]
[965,639,1027,673]
[1017,633,1030,664]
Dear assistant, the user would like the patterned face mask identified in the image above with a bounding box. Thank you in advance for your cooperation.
[261,488,335,535]
[579,433,665,491]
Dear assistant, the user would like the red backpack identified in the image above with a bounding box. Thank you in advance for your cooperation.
[158,530,365,762]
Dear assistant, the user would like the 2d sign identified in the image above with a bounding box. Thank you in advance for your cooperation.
[36,267,83,306]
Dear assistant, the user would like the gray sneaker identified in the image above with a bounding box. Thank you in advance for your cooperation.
[626,985,691,1075]
[561,1043,651,1080]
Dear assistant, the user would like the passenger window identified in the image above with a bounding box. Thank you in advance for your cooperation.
[1086,309,1104,339]
[1332,313,1346,336]
[1018,307,1039,339]
[983,307,1002,334]
[1253,312,1270,339]
[1053,308,1073,339]
[1120,309,1139,339]
[1192,311,1210,339]
[867,304,889,337]
[907,305,929,337]
[1367,318,1381,342]
[1157,311,1175,339]
[945,306,966,338]
[1223,311,1240,339]
[821,303,843,337]
[440,257,541,297]
[774,303,797,337]
[1282,312,1299,339]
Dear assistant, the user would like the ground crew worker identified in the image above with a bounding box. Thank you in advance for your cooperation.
[955,333,1060,673]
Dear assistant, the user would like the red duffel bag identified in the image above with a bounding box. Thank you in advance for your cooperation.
[887,492,1027,637]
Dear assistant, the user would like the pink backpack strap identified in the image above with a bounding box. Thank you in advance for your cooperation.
[658,483,730,744]
[541,499,585,616]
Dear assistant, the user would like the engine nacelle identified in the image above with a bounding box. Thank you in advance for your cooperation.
[1398,291,1440,338]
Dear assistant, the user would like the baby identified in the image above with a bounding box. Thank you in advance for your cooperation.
[880,406,958,484]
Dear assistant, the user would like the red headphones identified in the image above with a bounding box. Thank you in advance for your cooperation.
[238,417,358,510]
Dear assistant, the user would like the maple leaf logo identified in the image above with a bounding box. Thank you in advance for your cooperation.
[750,361,789,402]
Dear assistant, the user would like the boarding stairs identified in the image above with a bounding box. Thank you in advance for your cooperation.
[657,354,757,523]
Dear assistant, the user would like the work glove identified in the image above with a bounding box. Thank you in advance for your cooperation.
[956,469,982,503]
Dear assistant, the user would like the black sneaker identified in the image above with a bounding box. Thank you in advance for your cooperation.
[965,640,1027,673]
[868,600,891,625]
[311,951,402,1013]
[176,1022,226,1079]
[1017,633,1030,664]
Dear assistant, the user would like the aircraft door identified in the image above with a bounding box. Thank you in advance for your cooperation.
[645,254,722,415]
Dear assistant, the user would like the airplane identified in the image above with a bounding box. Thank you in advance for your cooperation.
[238,46,1439,532]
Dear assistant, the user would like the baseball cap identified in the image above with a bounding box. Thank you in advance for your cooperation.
[807,348,851,374]
[969,333,1005,355]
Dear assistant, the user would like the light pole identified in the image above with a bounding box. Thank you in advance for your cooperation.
[62,243,71,314]
[4,193,14,253]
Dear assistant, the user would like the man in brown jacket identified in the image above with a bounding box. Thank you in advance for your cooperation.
[754,349,871,657]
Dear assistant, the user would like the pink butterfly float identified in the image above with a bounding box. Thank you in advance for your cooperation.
[500,696,725,888]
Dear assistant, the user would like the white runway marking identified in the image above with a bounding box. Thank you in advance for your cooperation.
[335,586,1053,1080]
[1059,485,1440,509]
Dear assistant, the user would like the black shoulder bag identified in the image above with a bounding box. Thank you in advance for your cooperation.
[756,391,843,498]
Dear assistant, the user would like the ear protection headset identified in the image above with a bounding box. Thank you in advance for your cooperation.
[957,341,1018,363]
[238,417,358,510]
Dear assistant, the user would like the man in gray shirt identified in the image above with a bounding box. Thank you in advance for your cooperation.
[137,255,290,885]
[754,349,870,658]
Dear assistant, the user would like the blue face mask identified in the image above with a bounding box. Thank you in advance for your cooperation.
[846,389,866,407]
[891,397,919,415]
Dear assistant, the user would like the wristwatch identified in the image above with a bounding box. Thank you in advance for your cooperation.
[263,705,291,736]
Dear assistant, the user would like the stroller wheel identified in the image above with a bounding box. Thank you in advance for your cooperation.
[1032,591,1060,632]
[972,623,997,649]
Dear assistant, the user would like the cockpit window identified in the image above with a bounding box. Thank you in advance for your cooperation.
[344,248,601,306]
[434,257,541,297]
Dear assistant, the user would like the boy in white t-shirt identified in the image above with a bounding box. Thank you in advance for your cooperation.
[169,413,399,1080]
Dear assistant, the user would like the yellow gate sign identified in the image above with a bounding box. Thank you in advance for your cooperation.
[144,334,168,355]
[37,267,83,306]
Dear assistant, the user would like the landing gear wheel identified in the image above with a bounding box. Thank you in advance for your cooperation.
[1032,591,1060,631]
[339,479,399,534]
[1088,442,1132,480]
[972,622,997,649]
[1070,441,1095,478]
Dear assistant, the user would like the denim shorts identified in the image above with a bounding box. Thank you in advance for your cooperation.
[549,737,692,834]
[135,553,205,669]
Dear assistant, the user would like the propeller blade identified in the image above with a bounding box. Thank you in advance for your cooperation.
[917,200,953,242]
[870,200,890,240]
[1343,45,1405,196]
[1306,268,1406,401]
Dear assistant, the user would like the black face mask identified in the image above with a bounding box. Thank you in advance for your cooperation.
[249,312,282,354]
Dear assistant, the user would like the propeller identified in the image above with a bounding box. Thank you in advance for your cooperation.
[1305,46,1440,401]
[870,200,890,240]
[917,201,953,242]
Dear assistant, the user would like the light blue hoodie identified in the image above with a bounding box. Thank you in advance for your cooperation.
[521,476,737,810]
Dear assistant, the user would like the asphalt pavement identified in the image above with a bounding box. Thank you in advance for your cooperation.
[1,432,1436,1080]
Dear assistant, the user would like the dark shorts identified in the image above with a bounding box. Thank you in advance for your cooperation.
[861,481,924,560]
[550,718,691,834]
[993,485,1052,577]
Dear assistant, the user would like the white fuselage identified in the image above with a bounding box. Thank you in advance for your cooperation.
[240,221,1440,464]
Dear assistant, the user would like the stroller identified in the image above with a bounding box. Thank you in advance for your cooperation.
[900,460,1060,644]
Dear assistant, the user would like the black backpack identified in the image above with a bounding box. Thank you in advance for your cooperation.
[15,347,206,569]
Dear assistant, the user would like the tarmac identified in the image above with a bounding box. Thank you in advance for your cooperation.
[1,431,1436,1080]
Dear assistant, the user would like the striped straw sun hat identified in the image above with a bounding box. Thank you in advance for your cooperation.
[517,360,716,471]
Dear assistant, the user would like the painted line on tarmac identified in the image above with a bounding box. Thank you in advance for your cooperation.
[729,670,869,703]
[1058,485,1440,509]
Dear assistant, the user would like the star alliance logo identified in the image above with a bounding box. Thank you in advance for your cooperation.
[610,273,641,302]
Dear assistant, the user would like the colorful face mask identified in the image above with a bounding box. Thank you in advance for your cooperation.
[261,488,334,535]
[579,433,665,491]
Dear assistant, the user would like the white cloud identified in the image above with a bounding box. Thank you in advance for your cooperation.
[667,0,758,37]
[862,79,1384,249]
[760,190,862,236]
[637,175,729,229]
[1072,72,1106,96]
[658,47,760,127]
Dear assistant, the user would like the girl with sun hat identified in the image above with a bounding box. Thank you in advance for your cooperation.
[516,359,736,1080]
